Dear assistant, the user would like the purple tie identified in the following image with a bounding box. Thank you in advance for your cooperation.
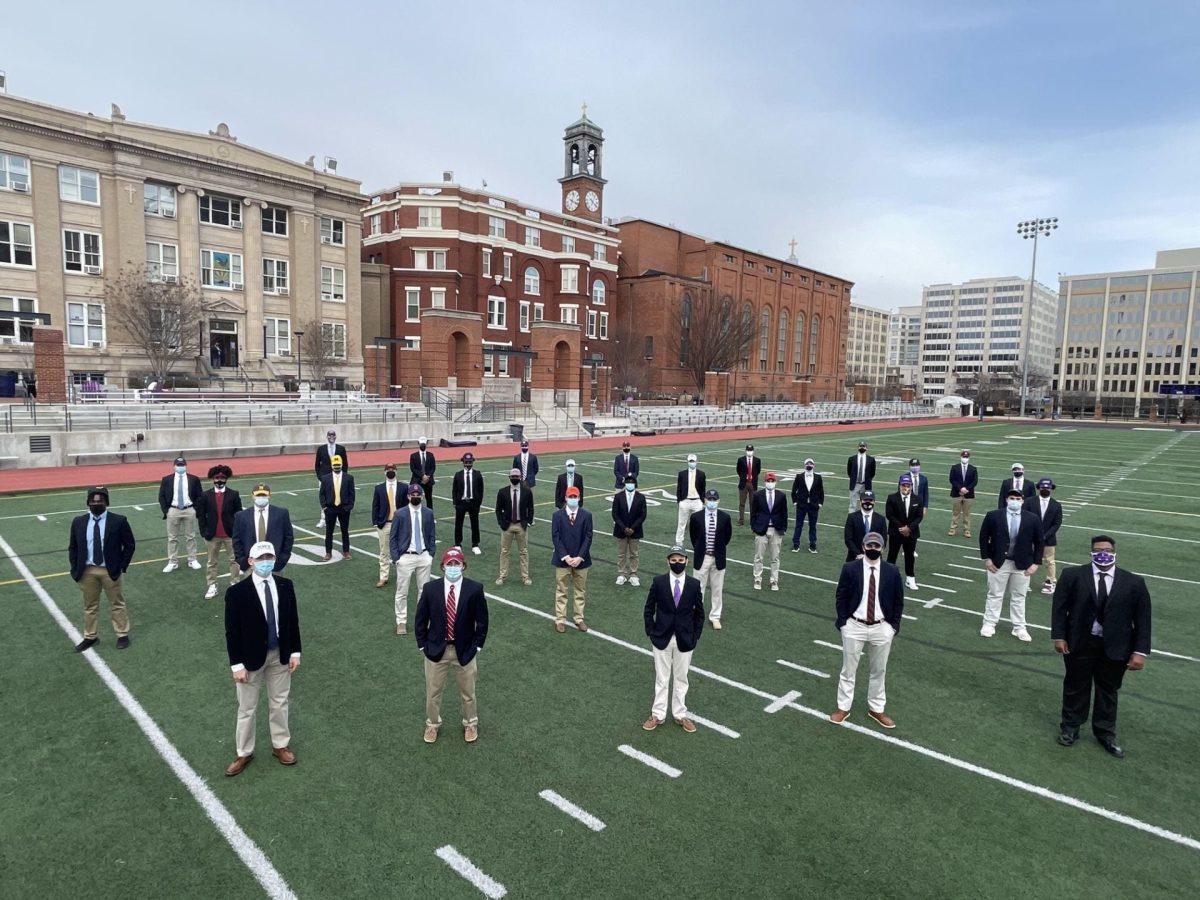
[673,579,681,608]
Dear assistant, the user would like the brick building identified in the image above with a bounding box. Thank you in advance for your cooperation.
[614,220,852,403]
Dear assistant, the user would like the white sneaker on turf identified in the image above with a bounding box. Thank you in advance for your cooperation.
[316,517,325,528]
[906,577,918,590]
[187,558,202,570]
[629,576,640,587]
[980,623,996,638]
[471,546,482,555]
[1013,628,1033,642]
[754,579,762,590]
[914,550,919,558]
[204,584,218,599]
[770,581,779,591]
[162,562,178,573]
[615,575,627,585]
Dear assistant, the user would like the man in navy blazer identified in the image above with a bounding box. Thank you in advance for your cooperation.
[750,472,789,591]
[389,482,437,636]
[371,463,402,588]
[512,439,539,488]
[68,486,136,652]
[158,454,203,573]
[613,440,639,488]
[846,440,876,512]
[415,547,488,744]
[232,483,295,573]
[979,487,1044,642]
[551,486,593,633]
[689,489,732,629]
[611,474,647,587]
[996,462,1036,509]
[318,454,355,561]
[948,449,979,537]
[554,459,585,509]
[907,458,930,509]
[1026,477,1063,594]
[843,490,887,562]
[643,546,705,733]
[830,531,903,729]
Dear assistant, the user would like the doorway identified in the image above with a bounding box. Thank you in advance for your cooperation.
[210,319,239,369]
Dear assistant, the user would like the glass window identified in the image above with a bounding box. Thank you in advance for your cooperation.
[759,308,771,371]
[262,257,289,294]
[369,214,381,236]
[320,216,345,245]
[561,306,578,325]
[321,322,346,359]
[63,230,102,273]
[262,205,288,236]
[488,216,506,238]
[143,183,177,217]
[534,303,544,322]
[809,314,820,373]
[0,221,35,267]
[67,301,105,347]
[680,294,692,364]
[482,249,491,275]
[561,266,579,293]
[599,312,608,339]
[201,249,243,289]
[405,288,420,321]
[593,243,606,262]
[561,235,575,254]
[524,266,540,295]
[264,317,291,356]
[519,301,530,331]
[793,313,806,373]
[59,165,100,204]
[199,193,242,227]
[430,288,446,309]
[0,153,31,191]
[321,266,346,301]
[526,226,541,248]
[488,295,506,328]
[145,241,179,281]
[0,296,38,342]
[418,207,442,228]
[502,253,512,280]
[592,280,605,305]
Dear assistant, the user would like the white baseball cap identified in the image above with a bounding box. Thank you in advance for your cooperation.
[686,453,697,462]
[566,458,576,466]
[248,541,276,560]
[418,435,429,444]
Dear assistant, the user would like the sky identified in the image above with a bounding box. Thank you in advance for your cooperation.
[5,0,1199,311]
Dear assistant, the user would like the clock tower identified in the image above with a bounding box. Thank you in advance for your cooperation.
[559,104,606,222]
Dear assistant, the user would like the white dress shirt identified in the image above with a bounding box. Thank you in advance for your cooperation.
[1012,475,1024,492]
[172,472,193,509]
[853,558,882,621]
[230,572,299,671]
[408,505,425,553]
[1039,496,1050,519]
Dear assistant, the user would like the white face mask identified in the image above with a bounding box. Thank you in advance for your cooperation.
[254,497,269,509]
[1007,499,1023,512]
[688,461,697,470]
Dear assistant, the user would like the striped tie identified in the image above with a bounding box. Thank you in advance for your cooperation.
[706,513,715,552]
[445,584,457,640]
[867,567,877,622]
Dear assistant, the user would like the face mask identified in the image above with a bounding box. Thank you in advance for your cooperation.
[625,483,636,492]
[253,560,275,577]
[1039,489,1051,498]
[566,498,579,510]
[386,471,396,480]
[419,443,427,451]
[566,466,575,473]
[910,466,920,474]
[444,565,463,582]
[89,503,107,516]
[805,465,813,471]
[254,496,269,509]
[510,477,521,485]
[175,465,186,474]
[1007,499,1023,512]
[1013,472,1023,480]
[409,496,422,506]
[859,450,866,455]
[706,500,719,511]
[333,467,342,474]
[214,481,227,489]
[961,456,970,462]
[861,504,873,512]
[1091,549,1116,567]
[688,461,697,470]
[766,482,776,490]
[669,561,687,575]
[864,548,882,560]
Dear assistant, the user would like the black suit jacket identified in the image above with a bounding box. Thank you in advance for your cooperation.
[224,575,302,673]
[1024,495,1063,546]
[157,473,203,518]
[415,577,488,666]
[409,449,437,484]
[736,456,761,491]
[835,560,904,632]
[1051,564,1151,660]
[885,491,924,539]
[318,472,356,510]
[791,472,825,508]
[750,489,789,534]
[314,443,349,478]
[979,508,1044,569]
[844,510,888,556]
[452,469,485,508]
[675,469,707,501]
[68,512,136,582]
[689,508,733,570]
[644,573,705,652]
[554,472,585,509]
[950,462,978,499]
[997,477,1036,509]
[197,487,243,541]
[847,453,877,490]
[611,490,648,539]
[495,483,535,530]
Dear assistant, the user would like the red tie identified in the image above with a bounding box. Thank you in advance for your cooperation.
[867,567,877,622]
[446,584,457,641]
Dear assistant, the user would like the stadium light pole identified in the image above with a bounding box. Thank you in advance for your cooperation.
[1016,217,1057,417]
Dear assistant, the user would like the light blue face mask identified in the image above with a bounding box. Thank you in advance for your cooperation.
[625,483,636,492]
[566,465,575,473]
[688,461,697,470]
[254,496,269,508]
[175,465,186,474]
[253,559,274,577]
[705,500,719,511]
[566,498,579,510]
[444,565,463,582]
[1007,499,1023,512]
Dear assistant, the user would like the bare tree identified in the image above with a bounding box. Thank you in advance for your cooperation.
[300,319,335,387]
[104,266,207,385]
[669,290,758,394]
[608,333,653,397]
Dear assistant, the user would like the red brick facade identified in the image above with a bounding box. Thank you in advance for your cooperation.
[32,327,68,402]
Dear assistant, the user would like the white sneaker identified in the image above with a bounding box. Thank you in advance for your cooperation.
[1013,628,1033,642]
[204,584,218,599]
[754,579,762,590]
[980,623,996,638]
[162,562,178,573]
[914,550,919,558]
[629,576,640,587]
[770,581,779,592]
[187,558,202,570]
[906,577,918,590]
[471,546,482,555]
[615,575,627,585]
[316,517,325,528]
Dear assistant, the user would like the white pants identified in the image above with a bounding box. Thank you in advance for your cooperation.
[394,552,433,625]
[675,499,703,545]
[849,484,865,513]
[234,649,292,757]
[165,506,198,563]
[984,560,1030,630]
[837,619,895,713]
[753,528,781,583]
[694,555,725,621]
[651,636,693,721]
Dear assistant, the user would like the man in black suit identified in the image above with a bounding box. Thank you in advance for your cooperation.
[612,474,648,587]
[948,449,978,537]
[997,462,1036,509]
[643,545,705,733]
[750,472,788,591]
[613,440,640,488]
[735,444,761,525]
[843,490,887,562]
[495,467,534,586]
[409,436,437,509]
[232,483,295,573]
[979,487,1044,642]
[830,531,904,729]
[674,453,706,545]
[554,458,584,509]
[223,541,302,777]
[68,486,136,652]
[790,457,825,553]
[371,463,402,588]
[451,452,485,555]
[314,429,349,528]
[1051,535,1151,758]
[415,547,489,744]
[198,464,242,600]
[886,474,924,590]
[1027,477,1063,595]
[846,440,876,513]
[512,439,538,490]
[690,489,732,630]
[158,454,203,573]
[318,454,355,561]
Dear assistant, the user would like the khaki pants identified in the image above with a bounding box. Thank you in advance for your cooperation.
[78,565,129,639]
[675,499,703,545]
[498,523,529,582]
[950,497,974,534]
[694,555,725,621]
[849,484,865,513]
[1042,545,1057,582]
[395,552,433,625]
[206,537,239,588]
[554,567,589,624]
[753,527,782,584]
[652,635,693,721]
[616,537,640,577]
[376,524,394,581]
[837,618,895,713]
[165,506,198,563]
[738,486,753,521]
[985,560,1030,630]
[234,649,292,757]
[424,650,478,728]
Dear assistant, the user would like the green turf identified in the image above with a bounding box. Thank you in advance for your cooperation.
[1,421,1198,898]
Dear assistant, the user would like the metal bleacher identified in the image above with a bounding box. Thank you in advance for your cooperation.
[619,401,935,433]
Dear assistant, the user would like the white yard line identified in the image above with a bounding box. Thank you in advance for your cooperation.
[36,514,47,521]
[931,572,974,583]
[776,659,831,678]
[538,789,607,832]
[764,690,804,714]
[813,639,843,652]
[688,713,741,738]
[617,744,682,778]
[434,845,507,898]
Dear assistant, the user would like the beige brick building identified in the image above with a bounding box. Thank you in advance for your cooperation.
[0,92,365,392]
[846,301,892,388]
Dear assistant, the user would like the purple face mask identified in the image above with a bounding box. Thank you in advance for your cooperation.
[1091,549,1116,567]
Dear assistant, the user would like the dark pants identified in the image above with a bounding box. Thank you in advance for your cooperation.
[419,481,434,510]
[792,505,819,549]
[1061,635,1127,741]
[887,530,917,577]
[454,502,482,547]
[324,506,351,554]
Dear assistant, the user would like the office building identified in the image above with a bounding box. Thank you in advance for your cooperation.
[847,301,891,388]
[887,304,922,389]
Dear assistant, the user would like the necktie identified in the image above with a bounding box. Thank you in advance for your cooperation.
[904,496,909,516]
[333,474,341,506]
[413,510,424,553]
[859,456,864,482]
[1008,512,1019,546]
[1096,572,1109,625]
[864,514,870,533]
[446,584,457,640]
[176,474,184,508]
[767,490,773,510]
[706,513,715,551]
[521,455,528,478]
[512,488,520,523]
[387,483,395,519]
[673,579,682,608]
[421,451,426,471]
[569,513,576,525]
[867,567,877,622]
[263,580,278,652]
[91,516,103,566]
[257,509,266,543]
[466,471,472,501]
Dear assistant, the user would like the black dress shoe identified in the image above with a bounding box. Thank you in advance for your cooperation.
[74,637,98,653]
[116,636,131,650]
[1057,728,1078,747]
[1097,737,1125,758]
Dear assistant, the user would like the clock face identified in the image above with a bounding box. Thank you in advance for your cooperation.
[585,190,600,212]
[564,189,580,211]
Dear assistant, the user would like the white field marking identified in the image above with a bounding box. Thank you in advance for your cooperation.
[132,506,143,512]
[36,514,47,521]
[538,789,607,831]
[921,597,945,609]
[813,639,843,652]
[776,659,831,678]
[434,845,507,899]
[688,713,741,739]
[902,613,919,621]
[0,534,296,900]
[617,744,682,778]
[765,690,804,714]
[931,572,974,583]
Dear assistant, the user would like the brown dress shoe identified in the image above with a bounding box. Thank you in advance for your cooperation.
[576,621,589,633]
[676,717,697,733]
[322,553,332,562]
[225,754,253,776]
[555,622,566,633]
[396,623,407,636]
[464,724,478,743]
[642,716,661,731]
[424,725,439,744]
[376,579,388,589]
[868,710,896,729]
[829,709,851,724]
[272,747,297,765]
[964,531,972,539]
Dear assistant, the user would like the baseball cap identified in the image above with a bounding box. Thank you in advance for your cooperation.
[407,482,423,496]
[898,473,913,485]
[248,541,276,560]
[252,482,271,496]
[863,531,884,547]
[442,547,465,566]
[704,489,719,500]
[667,544,690,557]
[509,467,522,477]
[331,454,343,466]
[1037,478,1054,489]
[566,486,581,498]
[174,455,186,466]
[861,490,876,502]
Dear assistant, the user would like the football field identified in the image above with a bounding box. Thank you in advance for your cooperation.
[1,420,1198,898]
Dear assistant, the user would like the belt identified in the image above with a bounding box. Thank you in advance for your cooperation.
[853,617,884,626]
[404,550,423,555]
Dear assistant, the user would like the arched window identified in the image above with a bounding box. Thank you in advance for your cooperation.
[679,293,692,365]
[759,307,771,372]
[592,279,606,305]
[740,302,754,371]
[524,266,540,296]
[793,312,806,373]
[777,310,789,373]
[809,314,821,373]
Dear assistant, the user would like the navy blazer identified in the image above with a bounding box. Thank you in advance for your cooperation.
[996,477,1036,509]
[949,462,978,499]
[371,479,404,528]
[736,455,761,491]
[68,511,136,582]
[388,504,436,561]
[551,506,593,568]
[554,472,585,509]
[750,488,789,535]
[846,453,876,490]
[611,490,647,539]
[978,508,1044,569]
[844,510,888,556]
[224,574,301,672]
[910,473,930,509]
[314,443,349,478]
[318,472,356,510]
[409,449,437,484]
[415,576,488,666]
[790,472,825,508]
[835,560,904,632]
[689,507,733,571]
[1051,564,1151,660]
[675,468,707,501]
[157,472,203,518]
[512,451,539,486]
[613,451,640,487]
[644,573,705,652]
[1023,495,1063,546]
[232,505,294,572]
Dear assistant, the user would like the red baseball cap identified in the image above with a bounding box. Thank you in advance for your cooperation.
[566,486,581,498]
[442,547,465,566]
[765,472,777,480]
